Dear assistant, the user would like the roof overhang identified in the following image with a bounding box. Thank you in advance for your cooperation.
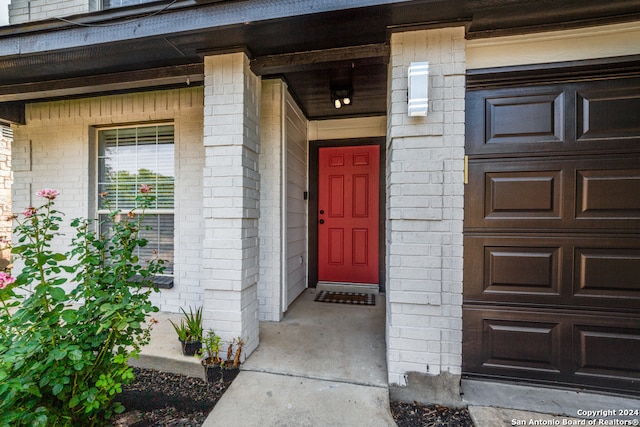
[1,0,639,123]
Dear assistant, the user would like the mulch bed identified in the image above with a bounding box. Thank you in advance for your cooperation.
[391,401,475,427]
[110,368,229,427]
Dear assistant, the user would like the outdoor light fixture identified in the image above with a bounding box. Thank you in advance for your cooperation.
[331,86,353,109]
[408,62,429,116]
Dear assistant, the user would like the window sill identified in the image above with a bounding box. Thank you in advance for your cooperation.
[128,274,174,289]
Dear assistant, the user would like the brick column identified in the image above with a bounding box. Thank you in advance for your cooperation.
[258,79,285,321]
[386,27,466,406]
[0,127,12,266]
[202,52,261,357]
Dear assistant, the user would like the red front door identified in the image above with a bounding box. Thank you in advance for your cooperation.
[318,145,379,284]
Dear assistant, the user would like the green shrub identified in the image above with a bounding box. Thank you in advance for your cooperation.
[0,186,162,426]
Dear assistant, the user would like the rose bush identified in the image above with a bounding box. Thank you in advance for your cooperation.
[0,186,163,426]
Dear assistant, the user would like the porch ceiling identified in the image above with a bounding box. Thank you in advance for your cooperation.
[1,0,639,123]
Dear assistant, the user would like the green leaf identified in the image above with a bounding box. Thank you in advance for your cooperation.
[69,395,80,408]
[61,310,76,323]
[52,383,63,396]
[51,348,67,361]
[68,349,82,361]
[49,287,66,302]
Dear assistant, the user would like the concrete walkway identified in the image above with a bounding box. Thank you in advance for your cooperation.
[201,288,396,426]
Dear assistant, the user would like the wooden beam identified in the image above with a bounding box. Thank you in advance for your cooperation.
[0,64,204,102]
[0,102,26,125]
[251,44,389,75]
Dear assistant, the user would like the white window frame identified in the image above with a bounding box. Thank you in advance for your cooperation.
[95,122,175,277]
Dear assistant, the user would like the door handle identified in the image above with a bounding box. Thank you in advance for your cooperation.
[319,219,325,224]
[320,210,325,215]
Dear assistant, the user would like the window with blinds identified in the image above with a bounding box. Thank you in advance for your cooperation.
[100,0,157,10]
[97,124,175,275]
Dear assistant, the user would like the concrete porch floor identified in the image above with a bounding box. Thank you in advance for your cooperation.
[241,288,387,387]
[203,288,396,426]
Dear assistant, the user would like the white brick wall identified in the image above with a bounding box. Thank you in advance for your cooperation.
[0,128,12,264]
[11,88,206,313]
[202,52,261,357]
[9,0,95,24]
[258,79,284,321]
[386,27,466,387]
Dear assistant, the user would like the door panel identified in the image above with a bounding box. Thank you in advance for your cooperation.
[318,145,379,283]
[464,72,640,395]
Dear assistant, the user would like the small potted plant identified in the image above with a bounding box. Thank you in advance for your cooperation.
[169,306,203,356]
[200,329,222,383]
[220,337,245,383]
[200,332,246,384]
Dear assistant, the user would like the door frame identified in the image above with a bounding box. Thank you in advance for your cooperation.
[308,137,386,292]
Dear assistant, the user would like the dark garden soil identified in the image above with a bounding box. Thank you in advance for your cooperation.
[111,368,475,427]
[391,401,475,426]
[110,368,228,427]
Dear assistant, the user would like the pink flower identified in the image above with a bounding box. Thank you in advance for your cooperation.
[139,184,152,194]
[0,272,15,289]
[23,207,36,218]
[36,189,60,200]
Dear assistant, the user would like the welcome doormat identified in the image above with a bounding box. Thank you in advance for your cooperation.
[314,291,375,306]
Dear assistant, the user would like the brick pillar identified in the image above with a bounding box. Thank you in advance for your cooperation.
[202,53,261,358]
[0,127,12,267]
[386,27,466,406]
[258,79,285,322]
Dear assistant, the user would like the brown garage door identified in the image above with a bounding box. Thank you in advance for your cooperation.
[463,60,640,395]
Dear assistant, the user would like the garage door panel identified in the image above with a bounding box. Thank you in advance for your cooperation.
[463,309,566,383]
[577,87,640,141]
[576,169,640,219]
[485,92,564,145]
[575,248,640,300]
[466,161,565,228]
[484,170,562,219]
[466,79,640,156]
[465,237,566,305]
[466,157,640,229]
[464,307,640,394]
[483,318,562,373]
[465,235,640,310]
[485,246,560,295]
[574,325,640,380]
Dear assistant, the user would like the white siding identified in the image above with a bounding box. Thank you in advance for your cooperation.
[284,91,308,307]
[466,21,640,70]
[11,88,206,313]
[308,117,386,140]
[258,79,308,319]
